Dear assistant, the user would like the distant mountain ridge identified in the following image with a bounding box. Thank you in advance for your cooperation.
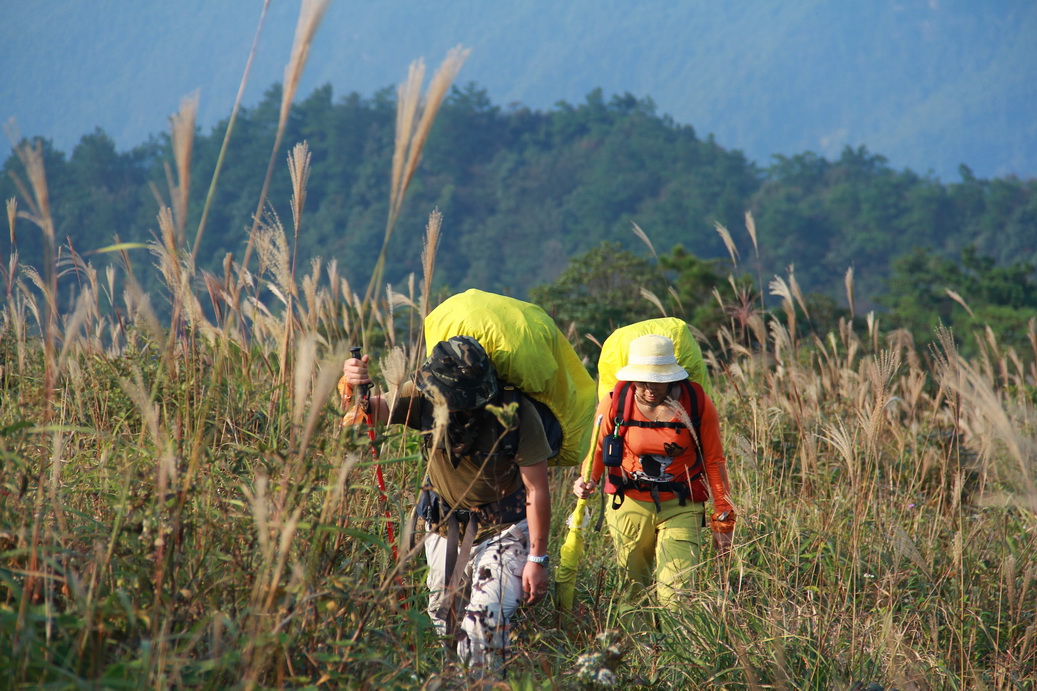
[2,0,1035,181]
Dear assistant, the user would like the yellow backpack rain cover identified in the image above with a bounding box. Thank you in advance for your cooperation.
[424,289,596,467]
[596,317,711,401]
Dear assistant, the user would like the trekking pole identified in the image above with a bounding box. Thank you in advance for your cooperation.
[556,414,603,613]
[351,346,398,562]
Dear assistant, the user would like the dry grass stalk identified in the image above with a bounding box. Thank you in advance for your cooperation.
[281,141,313,385]
[769,319,793,367]
[397,46,470,212]
[153,206,218,344]
[292,335,317,427]
[715,221,739,265]
[6,197,15,247]
[238,0,328,299]
[301,258,323,332]
[844,267,855,319]
[866,311,879,352]
[8,139,59,408]
[946,289,975,318]
[280,0,329,134]
[21,267,44,322]
[157,206,178,264]
[631,221,658,260]
[787,267,809,320]
[318,451,362,530]
[769,274,797,345]
[640,287,667,316]
[940,357,1034,507]
[288,141,311,271]
[862,348,900,451]
[744,210,767,313]
[667,285,686,315]
[122,278,164,348]
[1029,318,1037,373]
[364,46,470,314]
[746,313,768,351]
[193,0,274,264]
[420,208,442,319]
[169,93,198,245]
[389,285,418,312]
[744,211,758,254]
[426,388,450,458]
[254,211,292,300]
[381,346,408,405]
[822,420,859,491]
[384,283,398,348]
[391,61,425,223]
[57,292,94,365]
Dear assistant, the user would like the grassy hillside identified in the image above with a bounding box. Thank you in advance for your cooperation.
[2,9,1037,684]
[2,154,1035,688]
[2,36,1036,688]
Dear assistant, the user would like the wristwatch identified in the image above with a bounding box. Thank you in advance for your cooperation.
[527,554,550,567]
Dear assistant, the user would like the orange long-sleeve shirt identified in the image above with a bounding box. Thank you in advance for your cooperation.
[589,383,733,515]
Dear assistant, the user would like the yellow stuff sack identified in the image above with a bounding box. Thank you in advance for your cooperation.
[424,289,596,467]
[596,317,711,400]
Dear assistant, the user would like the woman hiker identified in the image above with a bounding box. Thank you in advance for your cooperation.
[572,333,735,627]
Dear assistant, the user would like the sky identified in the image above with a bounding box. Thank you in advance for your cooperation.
[2,0,1035,181]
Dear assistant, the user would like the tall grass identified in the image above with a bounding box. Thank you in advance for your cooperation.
[2,14,1036,691]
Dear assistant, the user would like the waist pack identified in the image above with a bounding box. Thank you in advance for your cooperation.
[416,484,527,530]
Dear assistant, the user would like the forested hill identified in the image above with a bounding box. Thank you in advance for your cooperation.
[3,84,1035,321]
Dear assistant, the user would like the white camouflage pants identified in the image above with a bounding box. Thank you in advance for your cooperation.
[424,519,529,667]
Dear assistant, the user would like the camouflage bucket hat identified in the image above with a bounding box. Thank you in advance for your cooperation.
[416,335,499,411]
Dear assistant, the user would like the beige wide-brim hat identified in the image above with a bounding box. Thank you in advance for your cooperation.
[614,334,689,383]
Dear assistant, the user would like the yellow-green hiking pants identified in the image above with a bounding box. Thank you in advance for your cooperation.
[605,495,705,628]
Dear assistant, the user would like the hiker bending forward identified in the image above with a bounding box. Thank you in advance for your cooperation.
[340,336,552,667]
[573,334,735,617]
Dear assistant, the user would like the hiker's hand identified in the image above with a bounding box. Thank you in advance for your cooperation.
[522,561,549,605]
[713,530,732,558]
[342,354,372,387]
[572,478,596,499]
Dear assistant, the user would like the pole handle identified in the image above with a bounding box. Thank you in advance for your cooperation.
[350,346,372,400]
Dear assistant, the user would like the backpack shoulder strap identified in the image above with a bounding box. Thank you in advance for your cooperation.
[499,387,521,455]
[613,379,690,431]
[679,380,706,459]
[608,381,635,437]
[680,380,703,428]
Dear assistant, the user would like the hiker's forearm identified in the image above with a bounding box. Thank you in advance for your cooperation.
[700,395,734,514]
[520,462,550,555]
[588,397,612,484]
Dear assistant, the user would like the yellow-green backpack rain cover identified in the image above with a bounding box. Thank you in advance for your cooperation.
[424,290,596,467]
[596,317,711,401]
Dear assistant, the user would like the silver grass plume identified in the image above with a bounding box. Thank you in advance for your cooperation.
[169,93,198,246]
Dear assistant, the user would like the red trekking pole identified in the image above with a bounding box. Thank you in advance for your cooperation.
[351,346,398,562]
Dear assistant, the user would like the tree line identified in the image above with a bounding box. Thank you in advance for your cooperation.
[3,81,1036,352]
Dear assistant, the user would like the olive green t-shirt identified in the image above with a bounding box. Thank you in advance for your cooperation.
[389,389,552,510]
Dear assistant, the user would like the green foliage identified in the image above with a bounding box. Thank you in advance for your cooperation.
[4,86,1037,320]
[529,242,669,357]
[658,244,730,338]
[881,245,1037,353]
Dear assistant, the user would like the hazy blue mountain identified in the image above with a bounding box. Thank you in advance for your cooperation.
[2,0,1035,181]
